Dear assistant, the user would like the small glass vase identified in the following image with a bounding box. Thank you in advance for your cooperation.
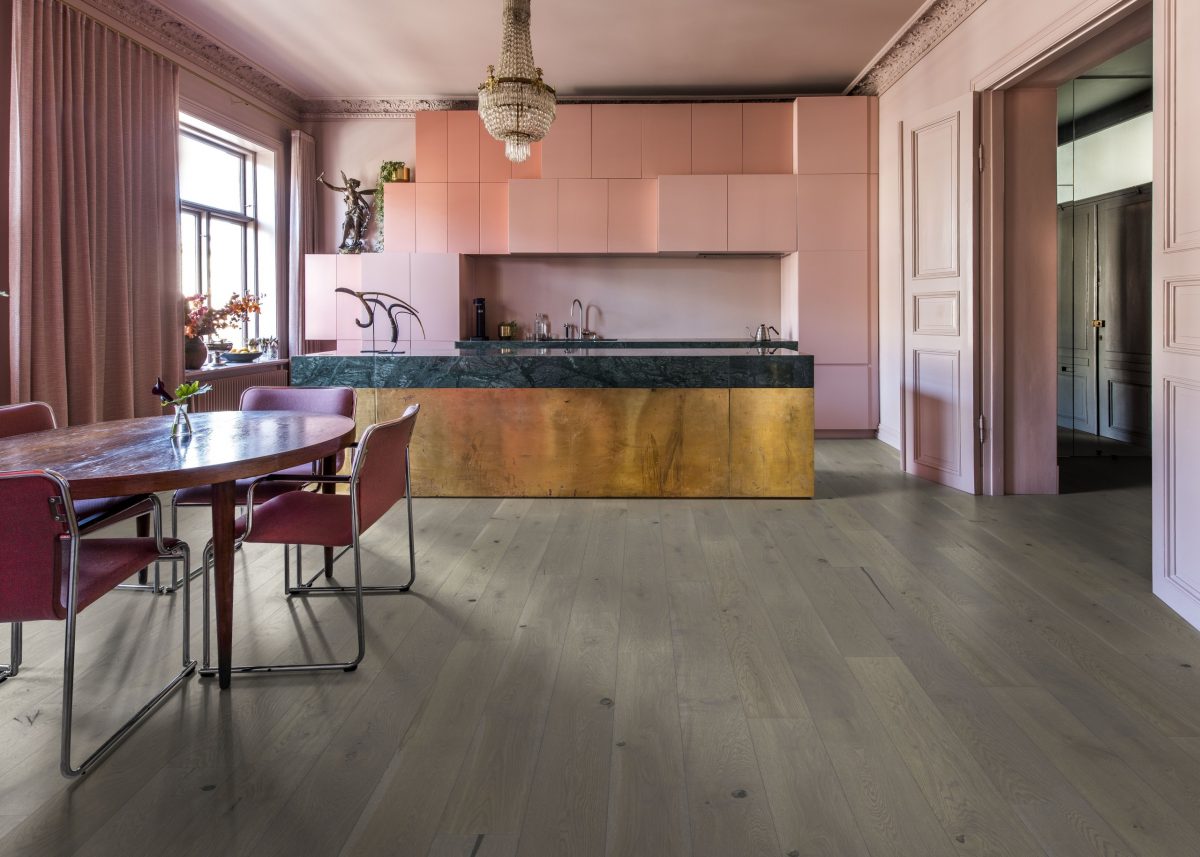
[171,403,193,437]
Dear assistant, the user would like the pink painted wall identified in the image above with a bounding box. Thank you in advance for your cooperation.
[469,256,781,340]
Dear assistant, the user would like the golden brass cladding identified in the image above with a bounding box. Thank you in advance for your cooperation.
[363,387,814,498]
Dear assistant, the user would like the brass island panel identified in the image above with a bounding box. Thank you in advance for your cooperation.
[370,387,813,498]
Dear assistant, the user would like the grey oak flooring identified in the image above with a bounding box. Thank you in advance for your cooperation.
[2,441,1199,856]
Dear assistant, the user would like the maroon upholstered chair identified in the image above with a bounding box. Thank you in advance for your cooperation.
[171,386,356,592]
[200,404,419,677]
[0,470,194,777]
[0,403,159,685]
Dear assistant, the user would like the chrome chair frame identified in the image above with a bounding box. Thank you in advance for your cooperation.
[0,471,195,777]
[198,424,416,679]
[0,622,20,683]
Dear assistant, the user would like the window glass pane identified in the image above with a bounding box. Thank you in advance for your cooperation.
[209,217,247,335]
[180,210,200,297]
[180,134,244,212]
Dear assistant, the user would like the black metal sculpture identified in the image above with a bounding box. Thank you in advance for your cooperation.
[335,288,425,353]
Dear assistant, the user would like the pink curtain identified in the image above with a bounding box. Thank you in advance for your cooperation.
[9,0,181,425]
[288,128,321,356]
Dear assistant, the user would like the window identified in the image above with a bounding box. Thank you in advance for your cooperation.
[178,115,277,344]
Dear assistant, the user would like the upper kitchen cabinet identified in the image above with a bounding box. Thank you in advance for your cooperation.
[511,141,543,179]
[478,117,512,182]
[541,104,591,178]
[793,96,870,174]
[691,103,742,174]
[558,179,608,253]
[742,103,793,174]
[479,182,510,254]
[658,175,727,252]
[415,182,448,253]
[728,175,796,252]
[509,178,558,252]
[447,111,480,183]
[608,179,657,253]
[415,111,448,182]
[447,182,480,254]
[381,182,416,253]
[591,104,643,179]
[642,104,691,177]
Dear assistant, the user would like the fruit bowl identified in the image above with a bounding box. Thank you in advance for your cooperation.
[222,350,262,364]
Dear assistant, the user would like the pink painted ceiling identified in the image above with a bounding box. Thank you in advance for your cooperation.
[154,0,926,98]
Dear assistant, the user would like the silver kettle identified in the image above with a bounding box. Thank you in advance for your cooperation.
[748,323,780,343]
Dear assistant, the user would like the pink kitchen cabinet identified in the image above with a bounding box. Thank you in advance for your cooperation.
[727,174,796,252]
[557,179,607,253]
[794,250,869,365]
[508,178,558,253]
[415,182,448,253]
[511,141,542,179]
[793,96,869,174]
[691,103,742,175]
[742,102,793,174]
[304,254,337,340]
[381,182,416,253]
[358,252,412,344]
[658,174,727,252]
[447,182,480,254]
[591,104,643,178]
[642,104,691,177]
[541,104,591,178]
[795,173,869,252]
[447,110,480,183]
[410,253,464,342]
[607,179,657,253]
[479,117,512,182]
[479,182,509,254]
[415,111,448,182]
[813,365,872,431]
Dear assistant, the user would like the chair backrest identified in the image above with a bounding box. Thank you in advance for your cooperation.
[240,386,356,419]
[0,401,56,438]
[0,470,73,623]
[351,404,420,534]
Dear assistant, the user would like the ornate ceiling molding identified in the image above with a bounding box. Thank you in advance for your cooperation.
[852,0,987,95]
[79,0,305,115]
[300,97,475,120]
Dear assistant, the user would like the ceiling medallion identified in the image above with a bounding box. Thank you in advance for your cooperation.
[477,0,556,163]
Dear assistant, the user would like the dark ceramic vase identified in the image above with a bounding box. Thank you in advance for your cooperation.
[184,337,208,371]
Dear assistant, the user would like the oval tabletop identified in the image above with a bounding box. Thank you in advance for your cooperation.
[0,411,357,499]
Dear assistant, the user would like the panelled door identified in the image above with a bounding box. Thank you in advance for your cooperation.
[902,93,980,493]
[1057,203,1099,434]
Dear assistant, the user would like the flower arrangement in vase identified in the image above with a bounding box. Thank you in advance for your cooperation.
[152,377,212,436]
[184,294,226,370]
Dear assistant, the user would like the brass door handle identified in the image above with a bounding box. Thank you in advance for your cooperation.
[1091,319,1106,328]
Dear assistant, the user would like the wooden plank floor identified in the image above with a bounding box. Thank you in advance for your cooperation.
[2,440,1199,856]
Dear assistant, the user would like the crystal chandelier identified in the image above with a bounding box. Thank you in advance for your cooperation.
[478,0,556,163]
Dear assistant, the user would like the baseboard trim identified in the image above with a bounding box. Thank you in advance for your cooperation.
[876,423,901,449]
[816,429,879,439]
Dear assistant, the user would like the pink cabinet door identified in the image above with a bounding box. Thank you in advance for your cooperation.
[793,97,869,174]
[608,179,657,253]
[447,111,480,183]
[511,141,542,179]
[796,174,869,252]
[692,103,742,174]
[415,183,448,253]
[742,103,792,174]
[304,254,337,340]
[479,117,511,182]
[557,179,607,253]
[479,182,509,254]
[728,174,796,252]
[540,104,591,178]
[415,111,448,182]
[591,104,643,178]
[381,182,416,253]
[359,252,412,345]
[658,174,727,251]
[642,104,691,177]
[447,183,480,254]
[814,365,871,430]
[795,251,868,364]
[509,179,558,252]
[335,254,365,348]
[410,253,463,342]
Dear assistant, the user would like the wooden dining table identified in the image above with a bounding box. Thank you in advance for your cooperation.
[0,410,357,689]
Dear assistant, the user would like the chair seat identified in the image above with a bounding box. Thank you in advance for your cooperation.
[74,495,153,533]
[236,492,353,547]
[175,463,314,507]
[59,538,184,618]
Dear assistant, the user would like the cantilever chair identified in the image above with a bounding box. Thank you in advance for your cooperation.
[170,386,356,592]
[0,402,160,685]
[0,471,194,777]
[200,404,420,677]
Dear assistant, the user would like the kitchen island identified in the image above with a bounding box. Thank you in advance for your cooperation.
[291,343,814,498]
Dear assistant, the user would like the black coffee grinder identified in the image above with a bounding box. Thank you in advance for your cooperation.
[470,297,489,341]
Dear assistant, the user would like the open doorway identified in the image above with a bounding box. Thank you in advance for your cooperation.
[1055,40,1152,491]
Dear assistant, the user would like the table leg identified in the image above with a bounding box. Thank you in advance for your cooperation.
[211,481,236,689]
[322,453,337,577]
[136,513,150,584]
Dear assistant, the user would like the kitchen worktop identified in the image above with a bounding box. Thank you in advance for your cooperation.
[453,337,801,349]
[290,345,813,389]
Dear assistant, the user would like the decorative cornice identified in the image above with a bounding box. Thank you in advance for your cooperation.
[852,0,987,95]
[80,0,305,115]
[300,97,475,120]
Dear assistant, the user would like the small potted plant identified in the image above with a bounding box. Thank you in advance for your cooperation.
[218,293,266,362]
[152,377,212,436]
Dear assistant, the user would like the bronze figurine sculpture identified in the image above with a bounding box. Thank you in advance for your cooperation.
[318,170,377,254]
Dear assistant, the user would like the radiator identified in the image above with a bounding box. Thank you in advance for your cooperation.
[187,363,290,413]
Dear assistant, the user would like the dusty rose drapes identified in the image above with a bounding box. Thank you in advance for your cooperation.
[288,129,320,356]
[9,0,181,425]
